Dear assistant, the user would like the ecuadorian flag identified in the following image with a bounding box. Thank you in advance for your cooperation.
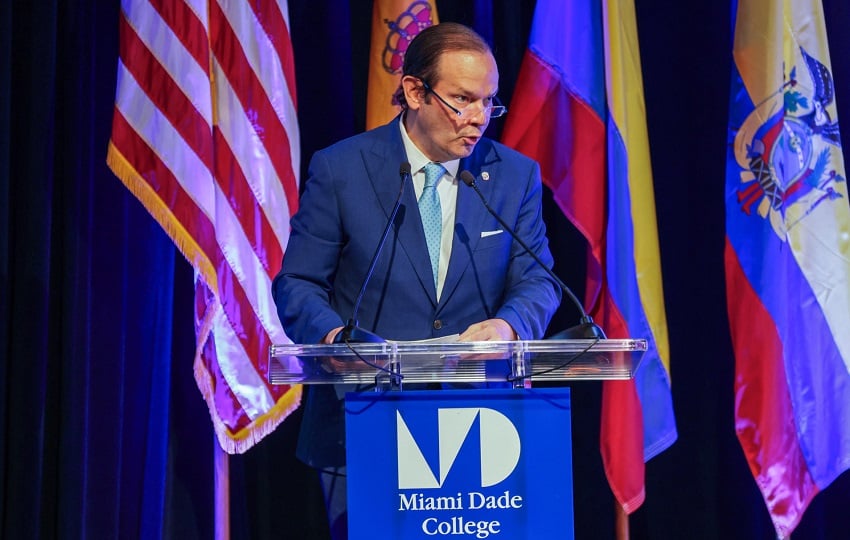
[726,0,850,536]
[502,0,677,512]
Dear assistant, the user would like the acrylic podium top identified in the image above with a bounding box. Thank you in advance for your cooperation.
[268,338,647,387]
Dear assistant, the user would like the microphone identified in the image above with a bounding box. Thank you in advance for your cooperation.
[334,162,412,343]
[459,170,606,340]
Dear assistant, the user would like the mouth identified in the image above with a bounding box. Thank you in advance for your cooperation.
[459,134,480,145]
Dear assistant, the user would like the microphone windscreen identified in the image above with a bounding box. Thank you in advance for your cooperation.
[399,162,412,176]
[459,170,476,186]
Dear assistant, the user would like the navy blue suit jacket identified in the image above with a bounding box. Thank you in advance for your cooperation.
[272,119,561,467]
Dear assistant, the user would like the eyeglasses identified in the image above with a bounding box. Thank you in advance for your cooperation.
[421,80,507,119]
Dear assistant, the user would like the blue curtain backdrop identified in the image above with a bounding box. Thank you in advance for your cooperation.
[1,1,849,539]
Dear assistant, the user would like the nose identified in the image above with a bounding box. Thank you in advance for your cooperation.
[464,104,488,125]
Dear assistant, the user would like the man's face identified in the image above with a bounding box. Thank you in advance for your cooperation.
[403,50,499,162]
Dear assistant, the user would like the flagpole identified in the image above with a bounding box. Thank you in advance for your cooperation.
[215,442,230,540]
[615,503,629,540]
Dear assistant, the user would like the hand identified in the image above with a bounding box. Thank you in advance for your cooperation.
[322,327,344,344]
[458,319,518,342]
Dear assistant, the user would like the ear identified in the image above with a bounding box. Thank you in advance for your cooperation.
[401,76,425,110]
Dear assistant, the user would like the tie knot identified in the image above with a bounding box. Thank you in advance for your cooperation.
[423,163,445,188]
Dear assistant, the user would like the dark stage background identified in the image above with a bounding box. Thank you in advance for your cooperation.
[2,1,849,538]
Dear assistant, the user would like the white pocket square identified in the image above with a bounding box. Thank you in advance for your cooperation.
[480,229,504,238]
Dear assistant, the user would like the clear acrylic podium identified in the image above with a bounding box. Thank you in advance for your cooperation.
[268,338,647,389]
[269,339,647,540]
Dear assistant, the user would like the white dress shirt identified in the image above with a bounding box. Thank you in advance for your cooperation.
[398,118,459,301]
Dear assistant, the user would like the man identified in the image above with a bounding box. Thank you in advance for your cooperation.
[272,22,560,537]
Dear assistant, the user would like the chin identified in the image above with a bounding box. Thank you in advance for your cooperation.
[452,145,476,159]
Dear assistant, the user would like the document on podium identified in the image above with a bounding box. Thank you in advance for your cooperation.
[388,334,460,344]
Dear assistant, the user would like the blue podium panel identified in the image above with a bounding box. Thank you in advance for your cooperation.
[345,389,574,540]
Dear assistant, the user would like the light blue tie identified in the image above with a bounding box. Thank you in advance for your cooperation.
[419,163,445,289]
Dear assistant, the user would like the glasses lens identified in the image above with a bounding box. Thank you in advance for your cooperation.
[458,104,507,119]
[489,106,507,118]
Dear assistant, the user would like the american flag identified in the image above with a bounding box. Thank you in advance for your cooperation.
[107,0,301,453]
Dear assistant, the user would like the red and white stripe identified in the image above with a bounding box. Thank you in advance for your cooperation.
[108,0,301,452]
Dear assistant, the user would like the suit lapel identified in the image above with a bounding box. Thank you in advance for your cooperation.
[363,127,407,217]
[363,122,437,304]
[439,140,502,311]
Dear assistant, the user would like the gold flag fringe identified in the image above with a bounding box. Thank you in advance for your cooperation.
[107,141,302,454]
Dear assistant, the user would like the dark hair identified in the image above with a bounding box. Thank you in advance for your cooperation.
[393,22,492,109]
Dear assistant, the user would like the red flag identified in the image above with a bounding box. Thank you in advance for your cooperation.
[107,0,301,452]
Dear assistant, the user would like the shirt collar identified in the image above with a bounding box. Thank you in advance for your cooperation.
[398,115,460,180]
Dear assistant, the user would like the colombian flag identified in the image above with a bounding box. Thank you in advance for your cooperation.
[502,0,677,513]
[365,0,438,129]
[726,0,850,536]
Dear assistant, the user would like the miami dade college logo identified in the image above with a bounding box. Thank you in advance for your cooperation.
[396,408,521,489]
[732,46,846,239]
[344,390,574,539]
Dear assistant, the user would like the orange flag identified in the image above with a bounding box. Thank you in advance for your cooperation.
[366,0,439,129]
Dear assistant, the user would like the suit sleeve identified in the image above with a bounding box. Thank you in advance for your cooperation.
[272,151,345,344]
[493,161,562,340]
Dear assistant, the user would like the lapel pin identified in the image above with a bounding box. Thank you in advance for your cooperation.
[481,171,490,181]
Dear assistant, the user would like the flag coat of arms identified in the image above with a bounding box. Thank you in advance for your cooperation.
[726,0,850,536]
[366,0,439,129]
[501,0,677,513]
[107,0,301,452]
